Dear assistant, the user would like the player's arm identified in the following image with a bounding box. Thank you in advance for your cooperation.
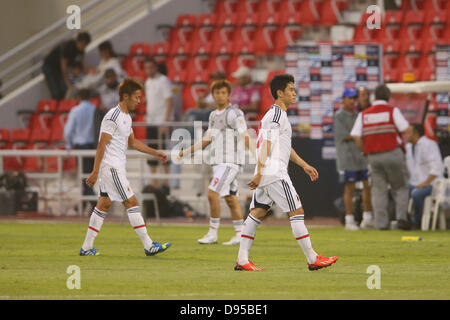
[178,129,212,159]
[128,131,168,163]
[290,148,319,182]
[242,130,256,160]
[60,57,73,89]
[86,132,112,187]
[248,138,271,190]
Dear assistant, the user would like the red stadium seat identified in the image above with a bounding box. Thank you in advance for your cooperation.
[196,14,217,27]
[258,0,283,15]
[278,0,303,21]
[22,143,47,172]
[49,114,68,143]
[383,54,400,82]
[236,0,260,14]
[176,14,197,27]
[132,114,147,141]
[384,10,404,25]
[214,0,238,15]
[238,13,259,26]
[57,99,78,113]
[182,83,209,112]
[129,42,152,56]
[152,42,170,59]
[298,0,320,26]
[227,54,256,77]
[30,128,51,143]
[352,25,373,43]
[189,27,214,54]
[0,129,9,144]
[207,54,231,76]
[418,53,436,81]
[265,69,285,83]
[231,26,257,51]
[11,129,30,142]
[397,53,421,81]
[253,25,277,54]
[36,99,58,113]
[404,10,425,25]
[424,10,447,25]
[318,0,349,26]
[3,141,27,171]
[273,25,302,55]
[216,14,240,27]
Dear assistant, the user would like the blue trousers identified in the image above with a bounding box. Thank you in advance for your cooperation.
[408,184,433,225]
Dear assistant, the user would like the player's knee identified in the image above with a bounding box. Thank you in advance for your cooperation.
[123,196,139,208]
[208,189,219,201]
[224,195,237,207]
[97,198,112,212]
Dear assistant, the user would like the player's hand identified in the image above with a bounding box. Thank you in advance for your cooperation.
[156,151,168,163]
[304,165,319,182]
[247,173,262,190]
[86,171,98,188]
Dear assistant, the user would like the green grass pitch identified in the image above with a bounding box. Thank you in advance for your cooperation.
[0,220,449,300]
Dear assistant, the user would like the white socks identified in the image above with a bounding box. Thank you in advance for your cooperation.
[209,218,220,235]
[127,206,153,250]
[345,214,357,225]
[82,208,107,251]
[362,211,373,222]
[232,219,244,237]
[237,214,260,265]
[290,215,318,264]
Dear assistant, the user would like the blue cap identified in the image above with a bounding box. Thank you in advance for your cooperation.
[342,88,357,98]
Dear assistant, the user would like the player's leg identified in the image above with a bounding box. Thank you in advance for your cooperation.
[198,164,231,244]
[343,176,359,230]
[360,170,374,228]
[235,188,271,270]
[272,179,338,270]
[223,194,244,245]
[235,207,267,271]
[80,195,111,255]
[123,195,171,256]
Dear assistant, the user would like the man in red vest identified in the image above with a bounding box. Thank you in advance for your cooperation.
[350,84,411,230]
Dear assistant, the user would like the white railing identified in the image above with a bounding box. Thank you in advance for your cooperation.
[0,149,255,221]
[0,0,166,96]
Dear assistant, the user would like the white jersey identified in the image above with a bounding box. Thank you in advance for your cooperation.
[207,104,247,166]
[99,105,132,171]
[255,104,292,186]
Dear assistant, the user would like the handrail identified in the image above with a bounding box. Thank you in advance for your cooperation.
[0,0,159,96]
[0,0,103,65]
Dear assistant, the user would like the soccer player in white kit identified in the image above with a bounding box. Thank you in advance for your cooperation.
[178,80,256,245]
[80,78,171,256]
[234,74,338,271]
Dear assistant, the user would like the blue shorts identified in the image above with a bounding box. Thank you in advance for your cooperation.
[343,169,369,183]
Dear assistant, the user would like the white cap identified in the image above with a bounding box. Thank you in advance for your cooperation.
[232,66,251,78]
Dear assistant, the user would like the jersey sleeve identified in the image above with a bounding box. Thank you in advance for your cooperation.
[260,109,281,142]
[227,108,247,133]
[101,119,118,136]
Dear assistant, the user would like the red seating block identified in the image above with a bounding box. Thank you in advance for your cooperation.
[11,129,30,142]
[0,129,9,143]
[182,84,209,112]
[36,99,58,113]
[236,0,260,14]
[57,99,78,113]
[132,114,147,141]
[319,0,349,26]
[49,114,68,143]
[298,0,321,26]
[129,42,152,56]
[152,42,170,58]
[273,25,302,55]
[214,0,239,15]
[196,14,217,27]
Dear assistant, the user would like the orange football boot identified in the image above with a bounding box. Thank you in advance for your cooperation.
[308,255,338,271]
[234,261,264,271]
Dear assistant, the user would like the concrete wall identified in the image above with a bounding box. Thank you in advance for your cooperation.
[0,0,208,129]
[0,0,91,56]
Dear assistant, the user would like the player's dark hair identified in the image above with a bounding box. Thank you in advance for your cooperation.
[98,40,116,57]
[118,78,142,101]
[411,123,425,137]
[374,84,391,101]
[210,79,231,95]
[76,31,91,44]
[270,74,295,99]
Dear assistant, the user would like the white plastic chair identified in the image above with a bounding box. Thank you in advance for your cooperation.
[421,156,450,231]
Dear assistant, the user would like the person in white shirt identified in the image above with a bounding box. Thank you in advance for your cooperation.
[404,123,444,228]
[143,58,173,189]
[80,78,171,257]
[178,80,256,246]
[234,74,338,271]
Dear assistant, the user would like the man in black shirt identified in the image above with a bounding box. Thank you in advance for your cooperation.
[42,32,91,99]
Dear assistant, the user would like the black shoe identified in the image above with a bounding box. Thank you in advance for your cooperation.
[397,220,412,230]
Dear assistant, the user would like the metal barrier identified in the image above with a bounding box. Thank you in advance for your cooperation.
[0,148,255,222]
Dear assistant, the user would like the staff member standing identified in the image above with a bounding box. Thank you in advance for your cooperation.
[350,84,411,230]
[334,88,373,231]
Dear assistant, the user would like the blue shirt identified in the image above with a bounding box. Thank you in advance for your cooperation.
[64,100,96,148]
